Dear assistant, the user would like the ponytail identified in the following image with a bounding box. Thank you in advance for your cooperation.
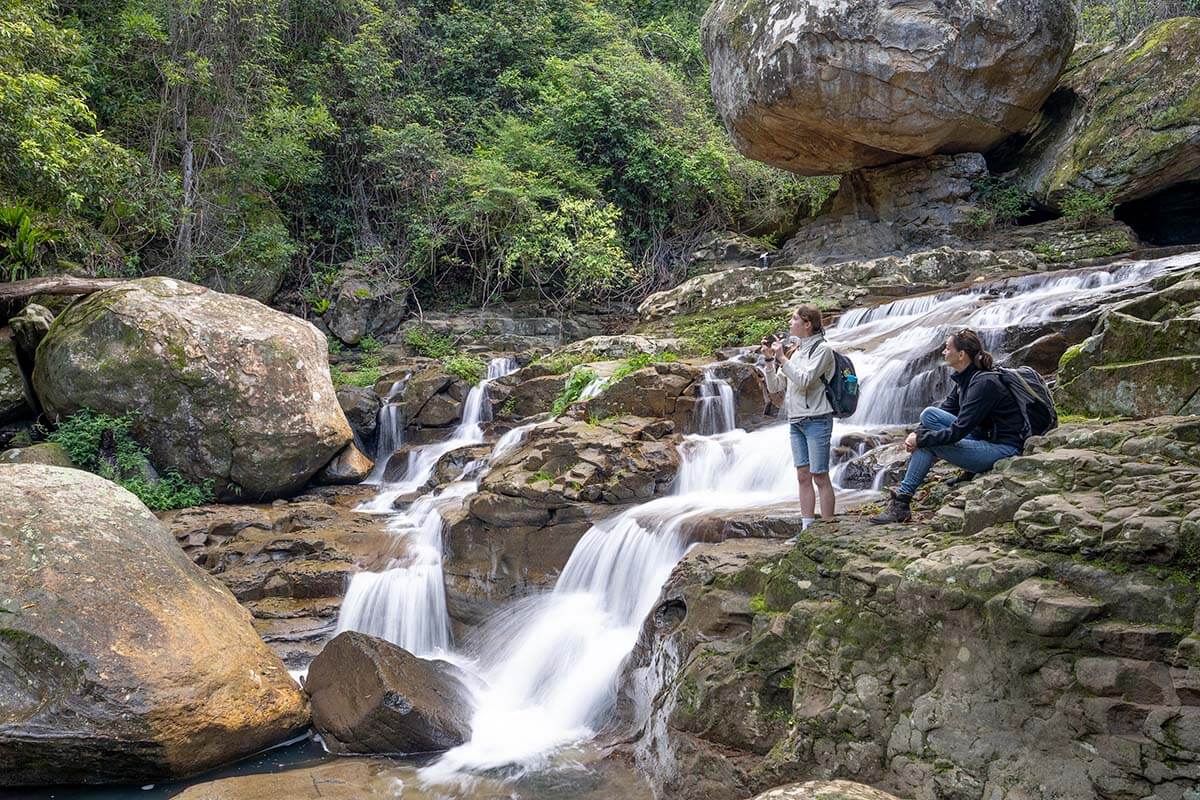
[953,329,995,371]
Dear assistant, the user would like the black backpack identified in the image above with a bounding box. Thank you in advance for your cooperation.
[998,366,1057,438]
[809,340,859,418]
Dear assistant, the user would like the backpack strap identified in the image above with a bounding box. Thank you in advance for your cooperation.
[807,337,835,384]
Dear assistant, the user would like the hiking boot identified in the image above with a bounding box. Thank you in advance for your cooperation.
[870,490,912,525]
[945,470,976,488]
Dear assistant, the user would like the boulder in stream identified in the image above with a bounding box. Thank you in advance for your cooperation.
[305,631,473,754]
[32,277,353,500]
[0,464,310,786]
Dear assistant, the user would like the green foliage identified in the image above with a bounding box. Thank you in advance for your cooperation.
[500,395,518,416]
[610,351,678,382]
[404,327,457,358]
[443,353,486,384]
[1079,0,1199,43]
[358,336,381,354]
[4,0,834,308]
[973,177,1033,227]
[330,363,383,388]
[44,409,213,509]
[528,468,554,483]
[0,205,58,280]
[677,313,778,355]
[551,367,598,415]
[1059,189,1117,228]
[537,351,591,374]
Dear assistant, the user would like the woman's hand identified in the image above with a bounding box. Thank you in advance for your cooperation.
[904,432,918,453]
[759,337,773,357]
[771,341,784,361]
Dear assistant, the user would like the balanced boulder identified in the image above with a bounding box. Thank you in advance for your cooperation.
[33,277,353,500]
[702,0,1075,174]
[0,464,309,785]
[305,631,473,754]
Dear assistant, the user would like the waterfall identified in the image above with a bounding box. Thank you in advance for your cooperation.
[423,424,798,779]
[337,252,1200,784]
[694,369,735,435]
[338,357,520,653]
[365,379,406,485]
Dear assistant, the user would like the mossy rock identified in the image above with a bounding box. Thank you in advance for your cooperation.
[32,277,352,500]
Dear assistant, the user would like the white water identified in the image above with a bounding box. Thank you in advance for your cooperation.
[694,369,735,435]
[341,252,1200,783]
[365,379,406,484]
[337,357,520,655]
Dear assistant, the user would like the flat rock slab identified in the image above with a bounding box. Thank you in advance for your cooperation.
[749,781,904,800]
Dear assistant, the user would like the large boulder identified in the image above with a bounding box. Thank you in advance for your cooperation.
[1002,18,1200,214]
[304,631,472,754]
[1056,268,1200,418]
[32,278,353,500]
[749,783,903,800]
[324,266,409,346]
[0,328,34,423]
[0,465,309,785]
[702,0,1075,175]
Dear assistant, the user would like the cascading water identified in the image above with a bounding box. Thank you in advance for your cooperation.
[423,426,797,779]
[365,378,406,484]
[694,369,735,435]
[344,252,1200,786]
[337,356,520,655]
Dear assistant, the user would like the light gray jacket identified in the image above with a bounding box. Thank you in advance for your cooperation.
[764,334,835,419]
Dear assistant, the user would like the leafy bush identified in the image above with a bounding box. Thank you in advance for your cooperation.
[44,409,214,509]
[1059,189,1116,228]
[404,327,457,359]
[973,178,1033,227]
[358,336,381,353]
[443,353,486,384]
[551,367,598,415]
[331,364,383,388]
[677,314,779,355]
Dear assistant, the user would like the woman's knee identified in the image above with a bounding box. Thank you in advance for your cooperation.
[919,406,944,427]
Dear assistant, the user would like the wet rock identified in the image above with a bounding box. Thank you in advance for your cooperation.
[32,277,353,500]
[0,465,309,785]
[702,0,1074,175]
[396,304,608,353]
[337,386,382,441]
[0,441,73,467]
[9,302,53,360]
[324,266,409,346]
[0,327,34,423]
[1056,269,1200,418]
[443,416,680,617]
[315,442,374,485]
[305,631,472,754]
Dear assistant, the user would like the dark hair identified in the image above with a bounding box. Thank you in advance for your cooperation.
[796,304,824,335]
[951,328,995,371]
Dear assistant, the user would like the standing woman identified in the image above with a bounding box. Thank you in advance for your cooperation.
[762,305,836,530]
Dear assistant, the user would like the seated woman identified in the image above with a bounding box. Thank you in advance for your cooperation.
[871,329,1026,525]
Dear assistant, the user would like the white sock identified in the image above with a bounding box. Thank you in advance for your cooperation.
[802,517,814,530]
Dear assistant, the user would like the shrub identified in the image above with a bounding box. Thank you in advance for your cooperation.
[404,327,457,359]
[358,336,381,353]
[331,364,384,388]
[551,367,598,415]
[973,177,1033,226]
[537,351,591,374]
[443,352,486,384]
[677,314,778,355]
[1059,189,1116,229]
[45,409,213,510]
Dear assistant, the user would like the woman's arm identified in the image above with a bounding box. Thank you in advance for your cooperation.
[781,342,833,389]
[916,375,999,448]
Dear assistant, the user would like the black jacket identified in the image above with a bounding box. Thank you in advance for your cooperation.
[915,365,1027,450]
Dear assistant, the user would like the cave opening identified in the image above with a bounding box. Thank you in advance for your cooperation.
[1115,181,1200,246]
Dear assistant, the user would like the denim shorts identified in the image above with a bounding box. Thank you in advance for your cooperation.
[789,414,833,473]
